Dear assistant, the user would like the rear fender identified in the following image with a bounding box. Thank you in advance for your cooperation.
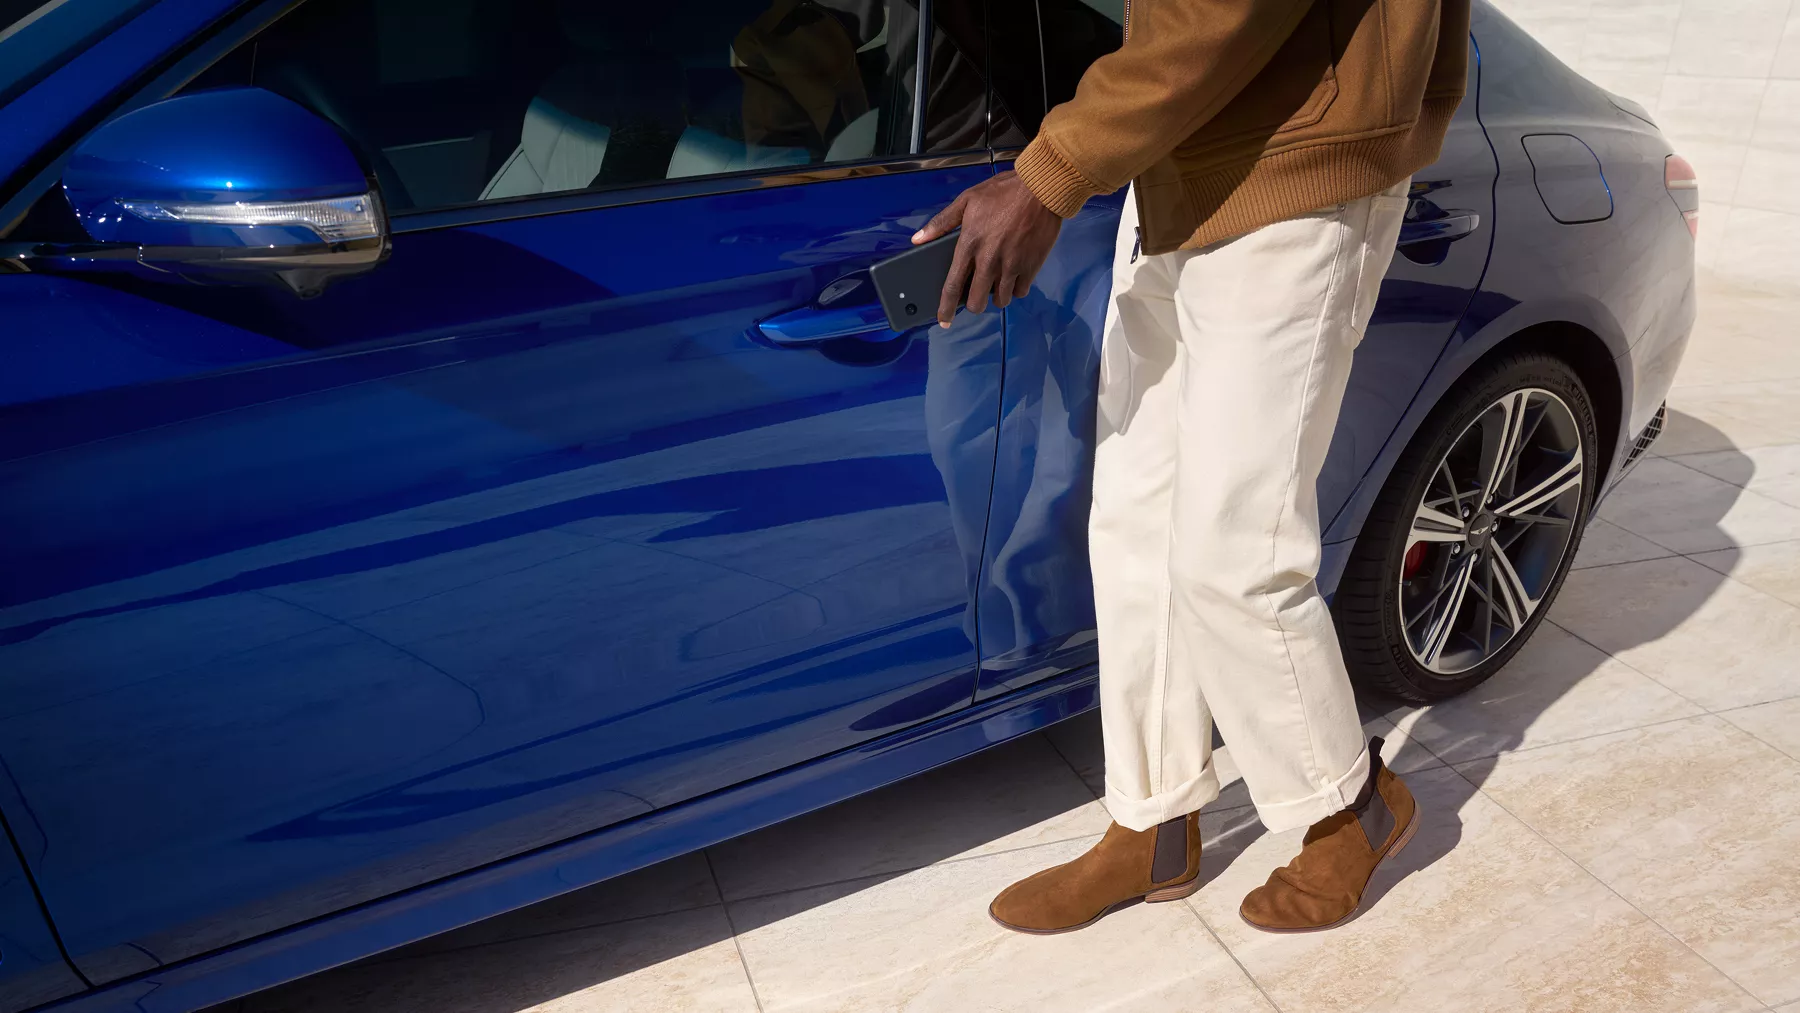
[1321,293,1632,562]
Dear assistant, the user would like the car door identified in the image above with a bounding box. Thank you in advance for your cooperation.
[0,834,82,1013]
[0,0,1003,983]
[974,0,1495,697]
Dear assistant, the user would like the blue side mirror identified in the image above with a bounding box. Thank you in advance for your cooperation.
[47,87,388,296]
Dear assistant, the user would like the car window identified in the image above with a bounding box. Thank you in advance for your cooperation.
[181,0,991,215]
[0,0,158,107]
[1038,0,1121,113]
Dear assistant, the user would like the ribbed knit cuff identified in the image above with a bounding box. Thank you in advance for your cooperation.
[1014,134,1105,219]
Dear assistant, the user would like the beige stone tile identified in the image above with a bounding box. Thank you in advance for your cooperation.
[1582,2,1681,73]
[1191,766,1760,1013]
[1739,81,1800,215]
[1362,711,1446,775]
[1512,10,1597,67]
[1550,555,1800,710]
[1777,1002,1800,1013]
[1693,198,1731,272]
[240,905,759,1013]
[1776,4,1800,78]
[1719,696,1800,761]
[1043,708,1106,797]
[1586,68,1671,113]
[1460,717,1800,1006]
[1598,456,1800,552]
[1573,516,1679,568]
[1715,206,1800,296]
[1669,0,1791,78]
[1650,404,1786,457]
[1672,275,1800,387]
[375,853,721,959]
[1690,538,1800,608]
[708,734,1108,902]
[1045,706,1435,818]
[1675,441,1800,508]
[729,838,1275,1013]
[1388,623,1701,764]
[1662,381,1800,455]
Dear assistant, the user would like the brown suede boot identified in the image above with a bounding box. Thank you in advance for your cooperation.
[1239,736,1419,932]
[989,811,1201,933]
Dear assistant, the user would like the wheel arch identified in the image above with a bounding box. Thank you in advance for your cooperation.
[1323,310,1631,588]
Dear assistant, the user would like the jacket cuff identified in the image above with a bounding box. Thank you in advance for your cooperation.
[1015,134,1105,219]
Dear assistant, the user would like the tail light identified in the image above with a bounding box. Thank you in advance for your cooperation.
[1665,154,1699,237]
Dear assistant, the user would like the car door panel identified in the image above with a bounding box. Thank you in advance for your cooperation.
[0,827,82,1013]
[0,164,1001,978]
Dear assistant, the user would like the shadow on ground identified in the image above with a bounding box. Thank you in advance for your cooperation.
[217,410,1745,1013]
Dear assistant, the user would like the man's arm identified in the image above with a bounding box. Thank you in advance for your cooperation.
[1015,0,1315,216]
[914,0,1314,326]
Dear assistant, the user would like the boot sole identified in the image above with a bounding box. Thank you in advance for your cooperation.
[989,874,1202,935]
[1238,797,1423,935]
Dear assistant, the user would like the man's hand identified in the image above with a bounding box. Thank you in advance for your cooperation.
[912,170,1064,328]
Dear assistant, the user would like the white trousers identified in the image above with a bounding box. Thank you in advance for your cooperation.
[1092,179,1410,834]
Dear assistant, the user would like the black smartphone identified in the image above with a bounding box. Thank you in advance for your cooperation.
[870,231,959,331]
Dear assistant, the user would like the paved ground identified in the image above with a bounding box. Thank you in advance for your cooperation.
[222,270,1800,1013]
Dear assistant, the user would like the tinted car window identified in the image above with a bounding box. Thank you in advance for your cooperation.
[1039,0,1120,112]
[0,0,157,106]
[985,0,1118,141]
[183,0,996,214]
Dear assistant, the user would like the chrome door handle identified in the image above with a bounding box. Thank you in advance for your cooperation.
[1398,212,1481,246]
[755,301,896,346]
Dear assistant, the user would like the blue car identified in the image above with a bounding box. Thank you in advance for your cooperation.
[0,0,1693,1009]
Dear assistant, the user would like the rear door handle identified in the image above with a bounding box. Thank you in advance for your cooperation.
[1398,211,1481,246]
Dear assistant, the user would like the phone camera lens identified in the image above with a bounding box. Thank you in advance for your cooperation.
[905,303,917,315]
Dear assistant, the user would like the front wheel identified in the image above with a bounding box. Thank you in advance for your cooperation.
[1334,351,1600,703]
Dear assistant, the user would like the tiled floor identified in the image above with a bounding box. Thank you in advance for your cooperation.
[223,270,1800,1012]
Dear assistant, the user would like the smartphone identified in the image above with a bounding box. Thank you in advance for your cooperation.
[870,231,959,331]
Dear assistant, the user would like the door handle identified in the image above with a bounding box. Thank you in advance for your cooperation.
[1398,211,1480,247]
[755,301,897,346]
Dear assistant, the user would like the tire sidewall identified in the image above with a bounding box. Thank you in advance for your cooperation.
[1358,354,1602,700]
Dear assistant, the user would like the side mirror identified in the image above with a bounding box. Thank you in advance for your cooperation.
[48,87,387,297]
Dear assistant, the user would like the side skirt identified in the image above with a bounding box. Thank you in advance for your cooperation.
[41,667,1100,1013]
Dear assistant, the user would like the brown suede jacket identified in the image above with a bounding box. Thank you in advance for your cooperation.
[1015,0,1471,255]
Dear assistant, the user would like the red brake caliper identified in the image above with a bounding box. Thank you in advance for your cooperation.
[1402,541,1428,580]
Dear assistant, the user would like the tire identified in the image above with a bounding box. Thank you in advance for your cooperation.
[1334,350,1601,703]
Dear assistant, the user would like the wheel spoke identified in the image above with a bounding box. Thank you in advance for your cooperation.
[1480,556,1495,653]
[1419,555,1477,667]
[1488,542,1536,631]
[1405,554,1466,629]
[1435,460,1463,513]
[1505,509,1573,528]
[1480,391,1530,505]
[1494,452,1583,518]
[1412,502,1467,543]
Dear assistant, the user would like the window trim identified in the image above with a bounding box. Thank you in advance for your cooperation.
[392,150,992,234]
[5,0,994,239]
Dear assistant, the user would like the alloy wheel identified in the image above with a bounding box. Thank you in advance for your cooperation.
[1399,387,1586,676]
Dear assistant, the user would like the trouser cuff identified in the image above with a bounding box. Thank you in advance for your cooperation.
[1103,768,1222,833]
[1250,745,1372,834]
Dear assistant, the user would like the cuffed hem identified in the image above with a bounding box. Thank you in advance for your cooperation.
[1250,745,1372,834]
[1104,768,1222,833]
[1015,134,1106,219]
